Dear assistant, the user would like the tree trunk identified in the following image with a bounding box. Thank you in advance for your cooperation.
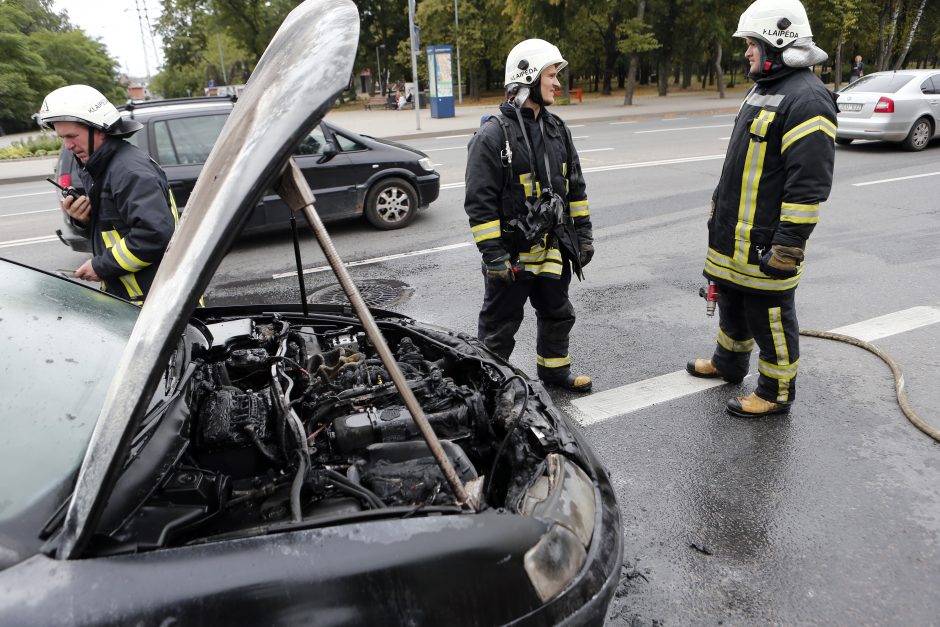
[658,55,670,96]
[875,4,889,70]
[714,41,725,99]
[894,0,927,70]
[879,2,901,71]
[834,31,843,90]
[623,0,647,105]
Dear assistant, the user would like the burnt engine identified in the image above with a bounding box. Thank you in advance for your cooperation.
[179,317,489,528]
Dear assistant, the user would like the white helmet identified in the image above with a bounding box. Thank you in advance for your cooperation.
[733,0,812,49]
[37,85,142,136]
[504,39,567,88]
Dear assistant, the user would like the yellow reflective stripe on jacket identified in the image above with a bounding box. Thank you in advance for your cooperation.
[781,115,836,153]
[537,354,571,369]
[471,219,501,242]
[705,248,802,291]
[169,189,179,225]
[519,173,542,198]
[101,230,119,248]
[735,110,775,263]
[717,328,755,353]
[519,243,563,276]
[111,238,151,273]
[570,199,590,218]
[780,202,819,224]
[118,274,144,300]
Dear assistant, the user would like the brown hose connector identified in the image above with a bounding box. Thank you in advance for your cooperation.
[799,329,940,443]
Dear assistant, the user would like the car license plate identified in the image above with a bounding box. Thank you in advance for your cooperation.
[839,103,863,112]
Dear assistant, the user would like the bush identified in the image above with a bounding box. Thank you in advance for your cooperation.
[0,135,63,160]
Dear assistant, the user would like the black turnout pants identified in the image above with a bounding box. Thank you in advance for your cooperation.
[711,285,800,404]
[478,263,576,380]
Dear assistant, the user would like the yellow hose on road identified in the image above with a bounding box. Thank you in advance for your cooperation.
[800,329,940,443]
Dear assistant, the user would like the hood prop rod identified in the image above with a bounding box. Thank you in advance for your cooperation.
[275,159,477,511]
[289,210,310,316]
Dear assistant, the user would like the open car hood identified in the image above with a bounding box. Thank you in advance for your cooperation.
[55,0,360,558]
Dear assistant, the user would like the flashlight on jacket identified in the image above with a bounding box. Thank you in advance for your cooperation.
[699,281,718,317]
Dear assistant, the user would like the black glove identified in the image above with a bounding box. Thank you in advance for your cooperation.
[760,244,803,278]
[483,254,514,284]
[579,242,595,268]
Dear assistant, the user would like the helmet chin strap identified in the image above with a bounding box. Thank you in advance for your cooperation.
[87,125,95,159]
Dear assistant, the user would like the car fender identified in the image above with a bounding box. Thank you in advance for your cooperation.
[357,167,422,209]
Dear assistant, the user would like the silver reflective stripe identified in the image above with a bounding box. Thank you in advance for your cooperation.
[746,93,786,108]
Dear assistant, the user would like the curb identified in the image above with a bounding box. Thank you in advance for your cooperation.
[381,105,740,141]
[2,174,52,184]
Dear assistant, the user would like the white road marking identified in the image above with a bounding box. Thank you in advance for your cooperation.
[718,137,731,140]
[571,135,589,140]
[1,208,58,218]
[272,241,473,279]
[829,306,940,342]
[438,153,726,190]
[568,124,585,128]
[661,116,688,121]
[852,171,940,187]
[0,234,59,249]
[431,163,443,167]
[571,305,940,425]
[713,113,737,118]
[435,134,472,140]
[0,191,53,200]
[579,148,614,153]
[635,124,733,134]
[608,121,637,125]
[422,146,464,152]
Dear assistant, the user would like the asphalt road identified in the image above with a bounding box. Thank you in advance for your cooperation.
[3,113,940,624]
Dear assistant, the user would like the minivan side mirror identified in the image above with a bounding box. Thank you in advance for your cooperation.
[317,142,338,163]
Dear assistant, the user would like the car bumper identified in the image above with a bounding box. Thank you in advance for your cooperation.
[416,172,440,207]
[837,115,912,142]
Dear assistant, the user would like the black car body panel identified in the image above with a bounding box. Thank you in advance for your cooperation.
[2,0,622,623]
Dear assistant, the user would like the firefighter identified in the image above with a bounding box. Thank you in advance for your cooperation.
[38,85,177,304]
[465,39,594,392]
[686,0,838,417]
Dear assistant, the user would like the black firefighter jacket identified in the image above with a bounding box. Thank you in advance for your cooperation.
[77,138,177,302]
[465,101,592,280]
[706,67,838,294]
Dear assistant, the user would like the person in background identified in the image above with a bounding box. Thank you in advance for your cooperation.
[850,55,864,82]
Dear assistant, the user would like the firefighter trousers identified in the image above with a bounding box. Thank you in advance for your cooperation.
[478,262,576,380]
[710,285,800,404]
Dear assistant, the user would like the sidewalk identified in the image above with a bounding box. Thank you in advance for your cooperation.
[0,90,743,185]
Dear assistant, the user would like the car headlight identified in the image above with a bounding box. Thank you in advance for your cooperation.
[418,157,434,172]
[520,454,597,602]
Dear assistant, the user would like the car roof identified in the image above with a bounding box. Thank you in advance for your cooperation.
[119,97,235,120]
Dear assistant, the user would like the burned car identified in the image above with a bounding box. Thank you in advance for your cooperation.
[0,1,622,624]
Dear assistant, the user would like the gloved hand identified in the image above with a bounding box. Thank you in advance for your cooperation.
[483,254,515,284]
[579,242,595,267]
[760,244,804,278]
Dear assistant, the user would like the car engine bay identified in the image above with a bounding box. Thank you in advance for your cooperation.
[87,312,585,554]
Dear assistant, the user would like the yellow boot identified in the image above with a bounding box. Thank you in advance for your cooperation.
[685,359,743,384]
[726,392,790,417]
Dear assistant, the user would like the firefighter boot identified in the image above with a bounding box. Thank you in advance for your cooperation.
[726,392,790,418]
[685,359,744,384]
[541,371,593,393]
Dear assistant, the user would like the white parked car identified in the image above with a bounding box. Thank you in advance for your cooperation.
[836,69,940,151]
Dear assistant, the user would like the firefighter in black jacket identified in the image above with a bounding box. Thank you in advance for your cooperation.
[686,0,838,417]
[39,85,177,304]
[465,39,594,392]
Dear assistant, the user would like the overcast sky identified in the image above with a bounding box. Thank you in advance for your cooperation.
[54,0,164,78]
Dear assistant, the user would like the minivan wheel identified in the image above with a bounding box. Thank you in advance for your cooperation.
[835,137,853,146]
[902,117,932,151]
[365,177,418,230]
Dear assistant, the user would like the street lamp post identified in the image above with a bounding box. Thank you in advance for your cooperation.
[454,0,462,104]
[408,0,421,130]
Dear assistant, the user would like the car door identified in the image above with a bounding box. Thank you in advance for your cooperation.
[925,75,940,136]
[149,113,228,208]
[277,123,355,222]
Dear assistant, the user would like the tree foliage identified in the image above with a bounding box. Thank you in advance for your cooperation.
[0,0,120,133]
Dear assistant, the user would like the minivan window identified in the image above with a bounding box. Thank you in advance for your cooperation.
[153,114,228,166]
[333,132,366,152]
[840,73,916,94]
[295,125,328,155]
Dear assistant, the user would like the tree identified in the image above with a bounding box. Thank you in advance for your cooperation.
[619,2,659,104]
[894,0,928,69]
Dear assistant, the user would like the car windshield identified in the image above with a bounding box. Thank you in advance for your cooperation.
[841,73,916,94]
[0,261,139,523]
